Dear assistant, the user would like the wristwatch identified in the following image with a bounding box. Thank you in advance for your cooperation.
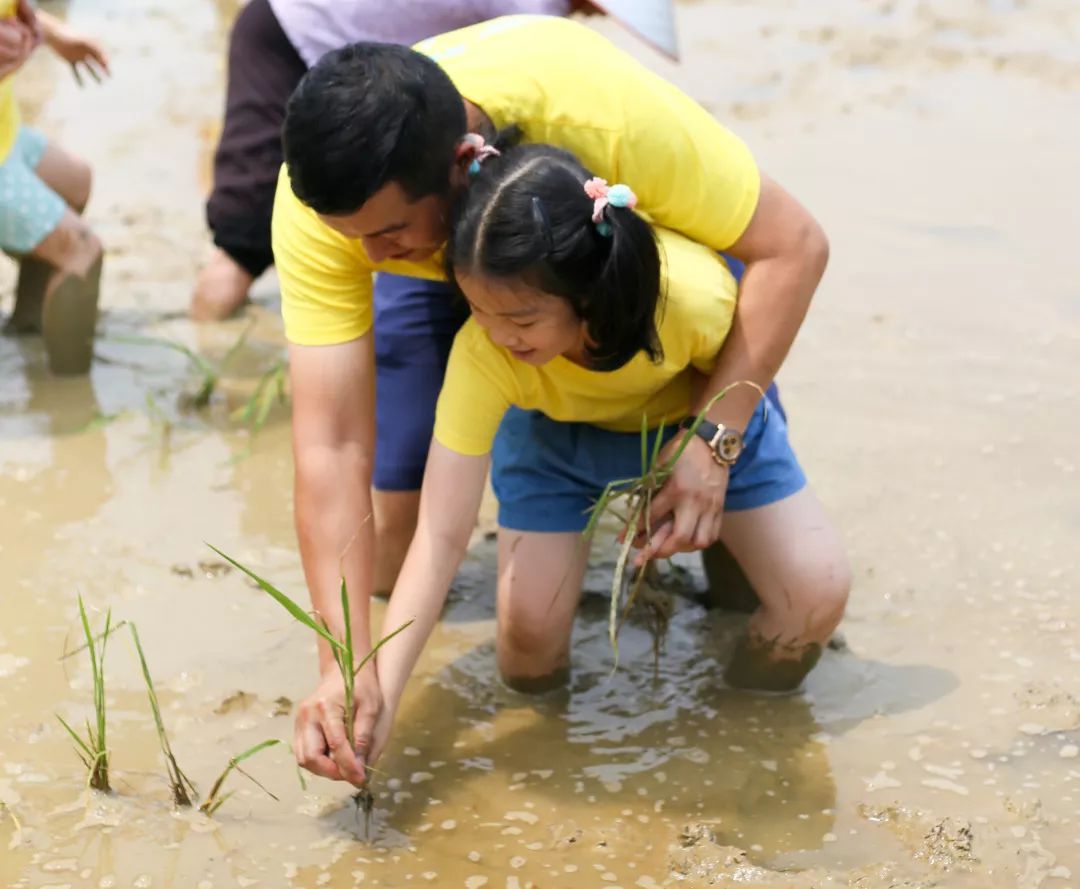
[680,418,744,467]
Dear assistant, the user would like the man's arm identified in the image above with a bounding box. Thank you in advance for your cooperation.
[289,335,380,786]
[642,175,829,560]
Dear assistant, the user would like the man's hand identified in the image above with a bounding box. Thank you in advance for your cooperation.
[633,436,729,565]
[293,663,382,787]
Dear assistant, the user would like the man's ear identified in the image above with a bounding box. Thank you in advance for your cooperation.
[450,136,478,188]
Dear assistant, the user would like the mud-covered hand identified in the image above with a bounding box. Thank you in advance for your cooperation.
[39,13,110,84]
[633,436,729,565]
[292,663,382,788]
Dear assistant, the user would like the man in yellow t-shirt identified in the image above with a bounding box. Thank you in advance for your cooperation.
[273,16,832,786]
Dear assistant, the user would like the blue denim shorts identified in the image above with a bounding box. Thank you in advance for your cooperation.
[490,384,807,533]
[372,273,466,490]
[0,126,66,254]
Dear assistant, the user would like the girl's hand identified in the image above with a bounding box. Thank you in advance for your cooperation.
[292,663,383,788]
[41,15,110,84]
[633,436,729,564]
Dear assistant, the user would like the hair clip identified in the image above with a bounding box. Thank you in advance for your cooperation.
[531,196,555,255]
[583,177,637,237]
[462,133,500,178]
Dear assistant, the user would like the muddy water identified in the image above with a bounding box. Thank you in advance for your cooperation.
[2,0,1078,886]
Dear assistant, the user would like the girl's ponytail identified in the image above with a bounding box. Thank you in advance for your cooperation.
[447,144,663,371]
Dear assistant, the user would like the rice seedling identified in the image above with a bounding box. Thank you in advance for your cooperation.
[205,545,412,761]
[112,319,254,410]
[56,596,112,792]
[585,381,765,668]
[230,356,288,435]
[127,624,196,807]
[1,800,23,847]
[199,738,283,816]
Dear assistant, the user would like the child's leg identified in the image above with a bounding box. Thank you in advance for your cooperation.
[34,209,104,375]
[495,528,590,692]
[718,486,851,692]
[33,142,93,212]
[8,142,94,335]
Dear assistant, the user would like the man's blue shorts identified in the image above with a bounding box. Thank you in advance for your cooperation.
[490,385,807,533]
[372,273,467,490]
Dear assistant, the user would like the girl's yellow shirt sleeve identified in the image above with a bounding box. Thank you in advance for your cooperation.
[434,322,518,456]
[271,168,375,345]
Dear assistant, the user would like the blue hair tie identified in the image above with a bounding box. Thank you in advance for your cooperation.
[606,184,634,208]
[468,159,481,177]
[595,221,613,237]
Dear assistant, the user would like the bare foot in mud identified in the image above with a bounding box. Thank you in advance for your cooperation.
[190,248,252,321]
[3,257,53,335]
[724,632,823,693]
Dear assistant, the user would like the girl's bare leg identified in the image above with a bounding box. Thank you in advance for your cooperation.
[495,528,591,692]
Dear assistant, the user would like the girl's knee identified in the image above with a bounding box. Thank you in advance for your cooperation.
[497,611,570,683]
[68,156,93,213]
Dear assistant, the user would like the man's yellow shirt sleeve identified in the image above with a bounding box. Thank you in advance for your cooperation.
[271,167,374,345]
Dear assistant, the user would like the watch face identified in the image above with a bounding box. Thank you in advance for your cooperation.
[718,430,743,462]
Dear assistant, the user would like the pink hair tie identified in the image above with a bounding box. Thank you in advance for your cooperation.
[463,133,501,176]
[584,177,637,236]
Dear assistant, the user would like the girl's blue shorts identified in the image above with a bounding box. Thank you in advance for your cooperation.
[371,259,806,523]
[489,385,807,533]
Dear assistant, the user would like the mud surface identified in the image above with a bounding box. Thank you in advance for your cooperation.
[1,1,1078,887]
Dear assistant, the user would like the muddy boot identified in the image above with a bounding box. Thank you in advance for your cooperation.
[42,252,102,376]
[701,541,760,614]
[3,257,52,335]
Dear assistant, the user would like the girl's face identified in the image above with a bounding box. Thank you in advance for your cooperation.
[456,271,587,367]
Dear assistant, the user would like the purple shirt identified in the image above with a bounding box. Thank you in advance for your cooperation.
[267,0,572,68]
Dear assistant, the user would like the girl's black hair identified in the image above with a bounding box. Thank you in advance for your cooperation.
[446,144,663,371]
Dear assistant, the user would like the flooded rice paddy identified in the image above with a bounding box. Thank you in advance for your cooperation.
[1,0,1078,886]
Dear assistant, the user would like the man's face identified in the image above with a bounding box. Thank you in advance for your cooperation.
[318,181,452,264]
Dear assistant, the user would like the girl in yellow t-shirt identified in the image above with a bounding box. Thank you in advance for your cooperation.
[0,1,109,375]
[367,143,849,761]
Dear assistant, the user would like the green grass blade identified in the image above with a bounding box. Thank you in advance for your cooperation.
[206,791,234,816]
[56,715,93,760]
[229,738,283,766]
[649,419,666,473]
[205,546,343,652]
[353,619,414,676]
[608,498,643,671]
[640,412,648,478]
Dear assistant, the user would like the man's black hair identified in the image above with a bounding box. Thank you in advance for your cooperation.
[283,43,466,215]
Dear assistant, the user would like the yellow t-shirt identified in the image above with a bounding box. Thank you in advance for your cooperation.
[0,0,20,162]
[272,14,760,347]
[433,228,737,456]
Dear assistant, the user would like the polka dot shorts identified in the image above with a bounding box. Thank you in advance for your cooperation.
[0,126,66,254]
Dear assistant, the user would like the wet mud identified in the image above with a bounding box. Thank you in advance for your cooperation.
[2,0,1079,887]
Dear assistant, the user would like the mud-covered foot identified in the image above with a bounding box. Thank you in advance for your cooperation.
[724,632,823,693]
[3,309,42,335]
[42,254,102,376]
[190,248,253,321]
[4,257,53,335]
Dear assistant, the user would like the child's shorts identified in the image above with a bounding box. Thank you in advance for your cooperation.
[491,384,808,533]
[0,126,67,255]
